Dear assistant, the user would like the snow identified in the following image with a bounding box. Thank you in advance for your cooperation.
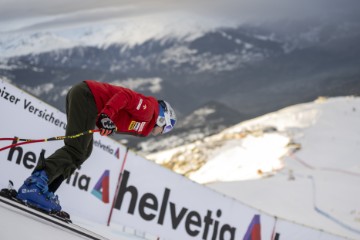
[190,133,287,183]
[147,96,360,240]
[110,78,163,94]
[22,83,55,97]
[0,11,238,59]
[0,199,157,240]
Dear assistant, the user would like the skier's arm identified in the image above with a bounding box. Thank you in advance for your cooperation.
[100,89,132,120]
[100,89,155,122]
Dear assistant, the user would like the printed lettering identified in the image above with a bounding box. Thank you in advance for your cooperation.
[23,99,66,130]
[0,86,20,104]
[7,139,45,170]
[139,193,158,221]
[186,211,202,236]
[115,170,237,240]
[170,203,188,229]
[5,141,92,193]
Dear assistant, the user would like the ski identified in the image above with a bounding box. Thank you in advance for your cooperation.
[0,182,109,240]
[0,188,71,222]
[0,180,72,223]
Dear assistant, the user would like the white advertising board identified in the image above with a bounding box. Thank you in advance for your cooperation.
[110,151,278,240]
[0,80,344,240]
[109,148,344,240]
[273,218,344,240]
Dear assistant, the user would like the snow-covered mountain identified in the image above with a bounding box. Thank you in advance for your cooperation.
[146,96,360,240]
[0,13,239,58]
[1,13,360,152]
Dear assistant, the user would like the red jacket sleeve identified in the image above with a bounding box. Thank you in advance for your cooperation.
[101,87,155,122]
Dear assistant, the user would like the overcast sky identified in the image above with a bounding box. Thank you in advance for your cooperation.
[0,0,359,32]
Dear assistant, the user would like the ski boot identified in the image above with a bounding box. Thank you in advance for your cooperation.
[17,170,62,213]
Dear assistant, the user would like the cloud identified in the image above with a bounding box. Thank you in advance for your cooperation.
[1,0,359,33]
[187,0,360,22]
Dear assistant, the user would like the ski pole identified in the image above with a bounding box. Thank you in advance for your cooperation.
[0,129,100,152]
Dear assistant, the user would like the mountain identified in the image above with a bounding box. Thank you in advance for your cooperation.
[146,96,360,240]
[128,100,248,153]
[1,18,360,152]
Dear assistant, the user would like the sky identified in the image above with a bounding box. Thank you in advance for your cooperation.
[1,0,359,33]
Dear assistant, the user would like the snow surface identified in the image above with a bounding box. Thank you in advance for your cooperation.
[0,200,157,240]
[147,96,360,240]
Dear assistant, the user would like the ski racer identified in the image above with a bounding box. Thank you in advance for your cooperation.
[16,80,177,212]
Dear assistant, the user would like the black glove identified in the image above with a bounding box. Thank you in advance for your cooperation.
[97,113,116,136]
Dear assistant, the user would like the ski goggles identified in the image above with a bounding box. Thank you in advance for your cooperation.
[157,100,174,134]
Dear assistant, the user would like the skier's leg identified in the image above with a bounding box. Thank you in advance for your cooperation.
[39,81,98,183]
[48,175,64,193]
[17,82,97,211]
[48,138,94,193]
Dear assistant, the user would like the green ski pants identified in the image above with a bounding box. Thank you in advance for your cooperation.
[34,82,98,191]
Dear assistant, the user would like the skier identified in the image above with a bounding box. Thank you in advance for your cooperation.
[16,80,176,212]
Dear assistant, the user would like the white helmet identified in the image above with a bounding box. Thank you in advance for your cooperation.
[157,100,176,134]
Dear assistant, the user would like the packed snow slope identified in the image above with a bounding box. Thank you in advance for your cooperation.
[146,96,360,240]
[0,198,158,240]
